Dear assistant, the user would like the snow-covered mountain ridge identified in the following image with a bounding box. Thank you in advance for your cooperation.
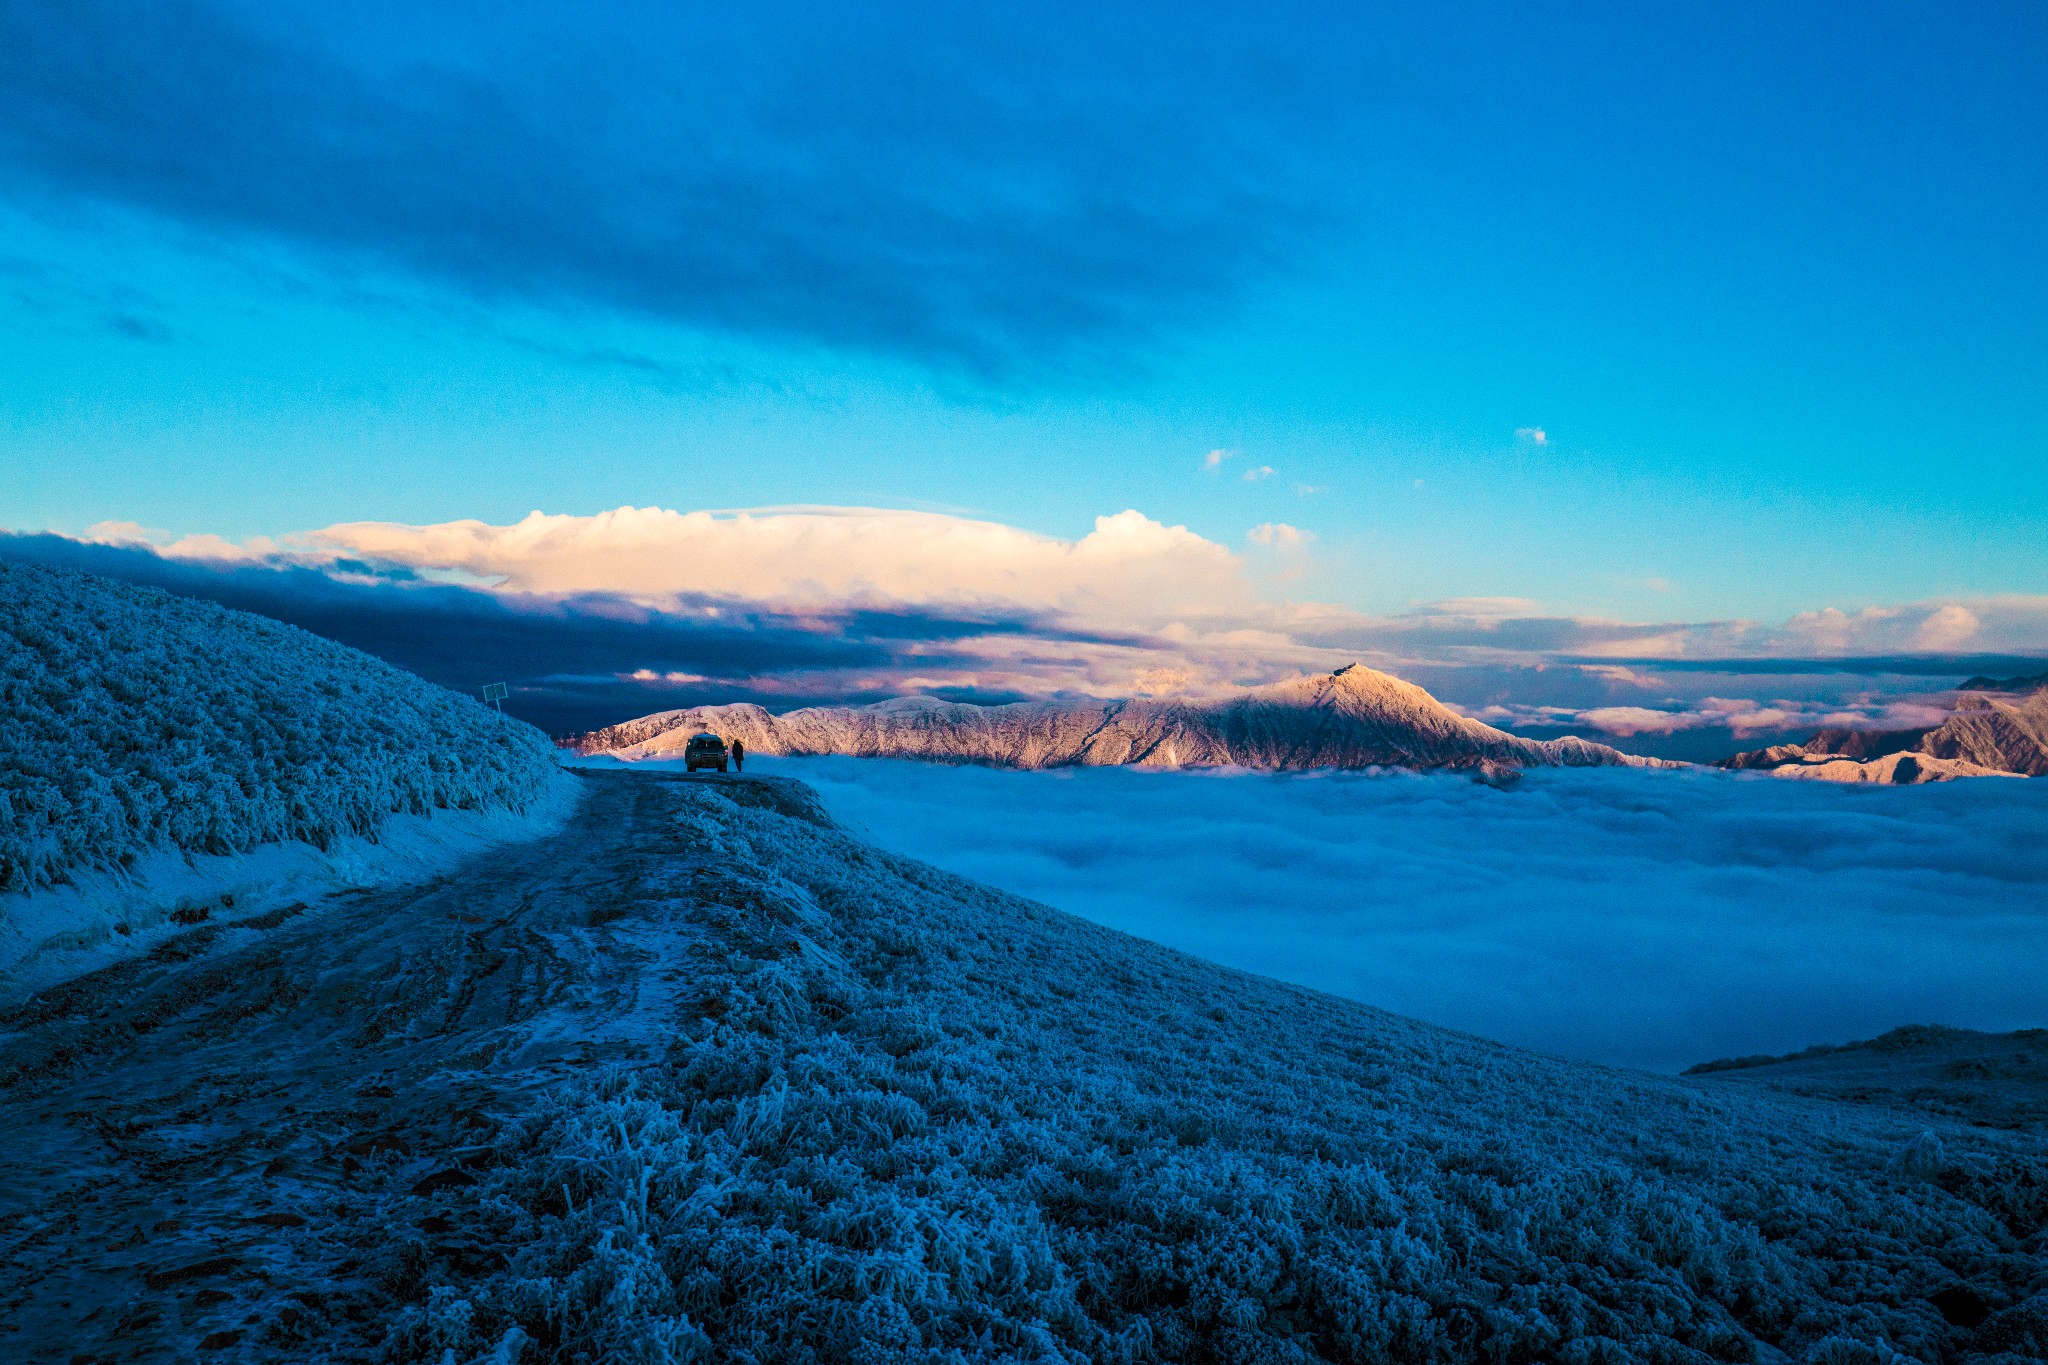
[1722,683,2048,783]
[568,664,1651,773]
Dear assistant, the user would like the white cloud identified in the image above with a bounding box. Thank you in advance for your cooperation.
[85,521,274,562]
[1912,603,1981,650]
[1246,522,1314,549]
[1292,483,1327,496]
[1132,666,1196,697]
[1718,705,1794,736]
[1575,706,1699,736]
[1203,448,1234,469]
[1782,605,1901,654]
[1515,427,1548,445]
[1241,465,1275,482]
[1409,596,1542,620]
[303,505,1253,626]
[1575,700,1797,738]
[1580,665,1661,688]
[81,520,170,546]
[1554,692,1963,741]
[1776,598,2048,656]
[628,669,709,685]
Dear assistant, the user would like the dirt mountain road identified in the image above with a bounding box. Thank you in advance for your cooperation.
[0,769,739,1362]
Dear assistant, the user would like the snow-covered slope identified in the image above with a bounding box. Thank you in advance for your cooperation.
[0,560,562,894]
[1923,686,2048,775]
[569,664,1647,773]
[1723,686,2048,783]
[4,769,2040,1362]
[1689,1024,2048,1131]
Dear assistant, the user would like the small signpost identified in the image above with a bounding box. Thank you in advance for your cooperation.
[482,682,508,712]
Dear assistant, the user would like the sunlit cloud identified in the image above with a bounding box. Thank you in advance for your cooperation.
[1580,664,1661,688]
[298,505,1252,626]
[1246,522,1313,548]
[1515,427,1548,445]
[1241,465,1275,481]
[1480,692,1961,742]
[1913,603,1981,650]
[1203,448,1234,469]
[17,508,2048,747]
[1407,596,1543,620]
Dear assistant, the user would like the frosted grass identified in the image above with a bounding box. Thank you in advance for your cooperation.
[0,561,561,892]
[774,757,2048,1071]
[379,775,2048,1364]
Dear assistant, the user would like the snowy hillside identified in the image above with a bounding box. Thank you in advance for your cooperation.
[0,561,562,893]
[4,769,2041,1362]
[568,664,1647,773]
[1722,683,2048,783]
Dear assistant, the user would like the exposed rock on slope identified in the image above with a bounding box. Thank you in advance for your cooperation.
[1720,726,1932,769]
[1722,684,2048,783]
[568,664,1648,773]
[1749,751,2020,785]
[1922,685,2048,775]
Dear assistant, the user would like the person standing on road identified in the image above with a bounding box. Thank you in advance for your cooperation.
[731,737,745,772]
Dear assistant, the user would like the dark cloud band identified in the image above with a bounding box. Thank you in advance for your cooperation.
[0,534,1073,733]
[0,0,1364,375]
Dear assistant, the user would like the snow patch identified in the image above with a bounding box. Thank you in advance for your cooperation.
[0,770,581,1004]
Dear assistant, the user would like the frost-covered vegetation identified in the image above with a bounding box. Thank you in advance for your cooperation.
[373,777,2048,1365]
[0,561,560,892]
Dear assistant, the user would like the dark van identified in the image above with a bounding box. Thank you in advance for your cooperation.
[684,732,729,773]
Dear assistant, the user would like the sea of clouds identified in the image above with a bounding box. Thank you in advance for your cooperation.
[766,758,2048,1072]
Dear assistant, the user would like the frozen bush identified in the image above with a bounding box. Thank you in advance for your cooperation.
[0,561,559,891]
[371,777,2048,1364]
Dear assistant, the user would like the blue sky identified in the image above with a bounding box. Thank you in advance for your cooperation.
[2,1,2044,737]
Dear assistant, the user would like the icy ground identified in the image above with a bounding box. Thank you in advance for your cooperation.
[2,558,566,992]
[3,769,2043,1362]
[769,757,2048,1072]
[0,772,580,1005]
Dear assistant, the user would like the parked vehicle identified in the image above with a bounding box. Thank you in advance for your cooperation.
[684,732,729,773]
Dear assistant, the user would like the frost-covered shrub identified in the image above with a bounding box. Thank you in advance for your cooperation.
[372,778,2047,1365]
[0,561,559,891]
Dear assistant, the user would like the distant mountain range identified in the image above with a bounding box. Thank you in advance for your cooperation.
[566,664,1650,775]
[1960,669,2048,693]
[1722,680,2048,784]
